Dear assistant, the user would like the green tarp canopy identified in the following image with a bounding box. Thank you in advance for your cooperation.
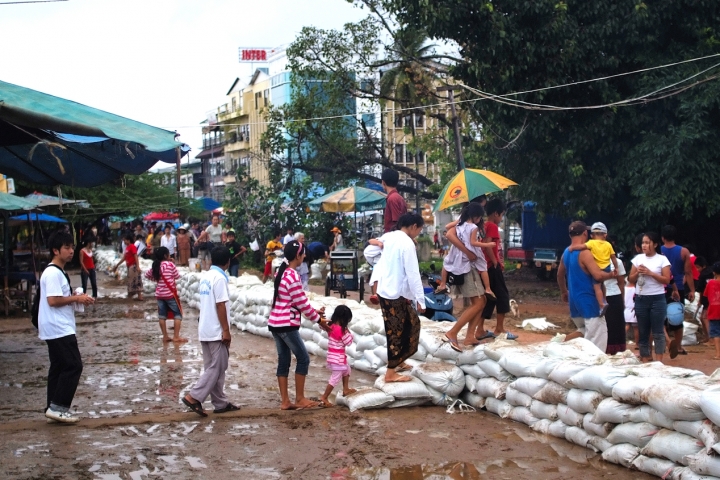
[0,191,40,211]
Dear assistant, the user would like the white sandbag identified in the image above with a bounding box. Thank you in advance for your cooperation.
[534,357,563,380]
[372,346,388,364]
[372,333,386,347]
[418,327,450,356]
[632,455,680,478]
[433,342,462,361]
[299,327,315,342]
[589,436,614,453]
[498,353,539,378]
[505,386,533,408]
[557,404,585,428]
[641,381,706,421]
[548,419,569,438]
[548,361,592,388]
[566,366,626,396]
[477,359,515,382]
[386,398,431,408]
[510,377,548,398]
[607,422,659,448]
[410,344,428,361]
[374,375,431,399]
[456,345,487,365]
[533,381,570,405]
[592,398,638,424]
[346,344,362,360]
[507,406,540,427]
[601,443,640,468]
[464,375,478,394]
[312,331,326,344]
[700,386,720,428]
[673,466,720,480]
[582,413,614,438]
[352,358,376,374]
[566,389,604,414]
[338,387,395,412]
[612,376,658,405]
[474,377,509,400]
[426,386,451,406]
[674,420,720,453]
[362,349,383,369]
[482,336,521,362]
[640,429,704,465]
[644,407,677,430]
[532,418,553,435]
[565,426,594,449]
[544,337,606,360]
[485,398,512,418]
[685,452,720,478]
[529,400,558,421]
[411,363,465,397]
[355,336,378,352]
[460,391,486,409]
[459,363,489,379]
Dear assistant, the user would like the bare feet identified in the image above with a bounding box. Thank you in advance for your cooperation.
[172,337,189,343]
[342,388,358,396]
[385,371,411,383]
[295,398,320,409]
[280,402,299,411]
[395,363,412,372]
[163,336,173,343]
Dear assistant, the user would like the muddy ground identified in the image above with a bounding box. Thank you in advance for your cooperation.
[0,266,716,479]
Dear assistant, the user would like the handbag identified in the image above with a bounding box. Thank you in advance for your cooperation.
[447,272,465,286]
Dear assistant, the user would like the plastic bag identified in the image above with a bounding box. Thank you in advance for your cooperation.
[477,359,515,382]
[631,455,679,478]
[566,389,604,414]
[601,444,640,468]
[374,375,431,400]
[412,362,465,397]
[606,422,659,448]
[474,377,509,400]
[505,386,533,408]
[533,381,570,405]
[641,381,706,421]
[557,403,585,428]
[485,397,513,418]
[640,429,703,465]
[530,400,559,421]
[510,377,549,398]
[582,413,615,438]
[566,366,626,396]
[498,352,540,378]
[507,406,540,427]
[592,398,638,424]
[700,386,720,428]
[534,357,562,380]
[685,452,720,478]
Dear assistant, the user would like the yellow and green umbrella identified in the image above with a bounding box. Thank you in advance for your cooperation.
[308,185,387,213]
[433,168,517,212]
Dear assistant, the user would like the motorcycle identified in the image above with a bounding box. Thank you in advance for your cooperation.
[422,270,456,322]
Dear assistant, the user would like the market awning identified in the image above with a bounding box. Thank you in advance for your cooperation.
[193,197,221,211]
[0,79,190,187]
[9,212,67,226]
[24,191,88,208]
[0,191,40,211]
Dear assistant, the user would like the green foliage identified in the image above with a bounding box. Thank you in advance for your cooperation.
[388,0,720,246]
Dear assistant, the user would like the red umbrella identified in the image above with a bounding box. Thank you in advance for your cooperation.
[143,212,179,221]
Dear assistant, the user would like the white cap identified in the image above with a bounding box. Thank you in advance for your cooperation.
[591,222,607,233]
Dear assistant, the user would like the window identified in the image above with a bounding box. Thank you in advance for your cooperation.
[361,113,375,127]
[406,148,414,165]
[417,151,425,167]
[264,89,269,107]
[231,97,237,112]
[415,113,424,128]
[255,92,262,109]
[394,144,403,163]
[394,113,403,128]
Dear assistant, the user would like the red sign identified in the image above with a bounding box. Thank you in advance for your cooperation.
[240,49,267,62]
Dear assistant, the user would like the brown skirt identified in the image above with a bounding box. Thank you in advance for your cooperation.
[378,296,421,368]
[127,265,143,294]
[178,246,191,266]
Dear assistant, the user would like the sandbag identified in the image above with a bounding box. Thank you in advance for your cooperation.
[583,413,615,438]
[589,436,613,453]
[505,386,533,408]
[700,386,720,428]
[529,400,558,421]
[672,466,720,480]
[485,397,512,418]
[631,455,680,478]
[592,398,638,424]
[611,376,658,405]
[566,366,626,397]
[641,381,706,421]
[507,406,540,427]
[386,398,431,408]
[601,443,640,468]
[533,381,570,405]
[482,337,521,361]
[362,349,383,369]
[433,342,463,361]
[412,363,465,397]
[498,352,540,378]
[606,422,659,448]
[456,344,487,365]
[372,346,388,364]
[459,363,489,379]
[674,420,720,453]
[534,357,563,380]
[640,429,704,465]
[465,375,478,394]
[685,452,720,478]
[477,359,515,382]
[355,335,378,352]
[566,389,604,414]
[460,391,486,409]
[352,358,376,374]
[510,377,549,398]
[425,386,452,406]
[374,375,431,400]
[372,333,386,347]
[565,426,594,450]
[557,404,585,428]
[532,418,552,435]
[338,387,394,412]
[548,419,569,439]
[548,361,592,388]
[543,337,606,361]
[474,377,509,400]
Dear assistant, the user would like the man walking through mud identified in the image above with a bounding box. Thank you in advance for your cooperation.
[40,231,95,424]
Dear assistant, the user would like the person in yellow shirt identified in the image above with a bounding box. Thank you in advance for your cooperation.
[263,230,283,283]
[569,222,618,316]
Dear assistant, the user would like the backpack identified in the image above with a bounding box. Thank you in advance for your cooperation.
[31,264,71,329]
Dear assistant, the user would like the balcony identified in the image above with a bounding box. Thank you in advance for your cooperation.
[217,107,248,123]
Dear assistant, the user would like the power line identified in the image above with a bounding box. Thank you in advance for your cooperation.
[0,0,68,4]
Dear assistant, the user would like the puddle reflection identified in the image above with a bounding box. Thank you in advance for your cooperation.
[158,342,184,399]
[344,462,486,479]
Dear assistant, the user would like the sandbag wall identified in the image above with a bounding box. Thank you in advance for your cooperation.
[94,247,170,295]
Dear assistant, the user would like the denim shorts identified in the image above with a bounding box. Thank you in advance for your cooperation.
[710,320,720,339]
[157,298,182,320]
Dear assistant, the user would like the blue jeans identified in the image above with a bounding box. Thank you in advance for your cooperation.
[229,264,239,277]
[272,330,309,377]
[634,294,667,358]
[157,298,182,320]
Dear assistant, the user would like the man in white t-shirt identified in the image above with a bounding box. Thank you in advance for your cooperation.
[160,225,177,259]
[182,246,239,416]
[282,228,294,245]
[40,231,94,424]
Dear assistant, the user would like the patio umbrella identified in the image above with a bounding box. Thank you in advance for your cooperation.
[9,213,67,226]
[308,186,387,213]
[433,169,518,212]
[144,212,179,221]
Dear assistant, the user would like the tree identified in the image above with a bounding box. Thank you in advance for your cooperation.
[388,0,720,244]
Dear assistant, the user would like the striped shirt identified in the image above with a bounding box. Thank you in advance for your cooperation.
[144,261,180,299]
[327,324,353,365]
[268,267,320,330]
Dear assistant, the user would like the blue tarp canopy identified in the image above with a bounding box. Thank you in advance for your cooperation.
[10,213,67,223]
[194,197,221,211]
[0,80,190,187]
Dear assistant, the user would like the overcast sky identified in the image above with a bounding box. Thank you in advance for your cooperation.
[0,0,366,166]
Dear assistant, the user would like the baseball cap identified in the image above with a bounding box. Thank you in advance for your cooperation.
[591,222,608,234]
[568,221,590,236]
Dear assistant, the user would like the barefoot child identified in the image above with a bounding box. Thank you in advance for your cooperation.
[319,305,357,407]
[702,262,720,360]
[145,247,188,343]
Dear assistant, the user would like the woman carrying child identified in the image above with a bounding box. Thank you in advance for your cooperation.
[268,240,326,409]
[145,247,187,343]
[318,305,357,407]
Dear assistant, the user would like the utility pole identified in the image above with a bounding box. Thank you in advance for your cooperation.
[437,86,465,172]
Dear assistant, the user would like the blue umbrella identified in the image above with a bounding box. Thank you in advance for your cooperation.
[10,213,67,223]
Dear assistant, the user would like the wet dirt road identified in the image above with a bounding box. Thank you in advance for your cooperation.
[0,272,660,479]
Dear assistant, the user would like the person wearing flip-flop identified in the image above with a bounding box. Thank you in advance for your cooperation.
[318,305,357,407]
[268,240,327,409]
[439,203,490,350]
[183,246,240,417]
[374,213,426,383]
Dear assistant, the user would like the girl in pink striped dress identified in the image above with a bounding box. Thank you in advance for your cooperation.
[319,305,357,407]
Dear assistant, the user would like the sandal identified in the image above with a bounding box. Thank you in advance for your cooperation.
[213,403,241,414]
[443,334,462,352]
[475,330,496,342]
[318,399,334,408]
[669,340,679,359]
[395,363,412,372]
[434,287,449,295]
[182,397,208,417]
[369,295,379,305]
[504,332,519,341]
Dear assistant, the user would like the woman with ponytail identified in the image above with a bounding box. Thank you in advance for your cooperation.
[268,240,326,410]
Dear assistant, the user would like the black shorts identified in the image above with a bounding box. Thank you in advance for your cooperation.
[482,264,511,317]
[665,289,684,332]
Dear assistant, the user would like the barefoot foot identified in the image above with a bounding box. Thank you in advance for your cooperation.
[172,337,189,343]
[163,336,173,343]
[280,402,299,411]
[342,388,358,396]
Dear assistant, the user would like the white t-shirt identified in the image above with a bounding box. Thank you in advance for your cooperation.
[197,266,230,341]
[624,285,637,324]
[205,224,223,243]
[604,260,626,297]
[161,234,177,255]
[134,239,146,257]
[283,233,295,245]
[38,265,76,340]
[631,253,671,296]
[374,230,425,308]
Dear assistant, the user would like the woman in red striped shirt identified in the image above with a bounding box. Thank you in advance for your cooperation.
[268,240,325,410]
[145,247,187,343]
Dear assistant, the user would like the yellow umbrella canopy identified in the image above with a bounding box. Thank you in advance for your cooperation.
[309,186,387,213]
[433,169,518,211]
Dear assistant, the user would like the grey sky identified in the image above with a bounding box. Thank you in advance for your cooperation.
[0,0,366,167]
